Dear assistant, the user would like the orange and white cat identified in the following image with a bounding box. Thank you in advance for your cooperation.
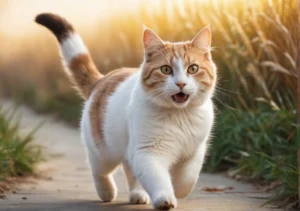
[35,13,216,210]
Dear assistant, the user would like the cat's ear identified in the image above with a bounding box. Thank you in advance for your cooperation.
[191,25,211,49]
[143,27,164,51]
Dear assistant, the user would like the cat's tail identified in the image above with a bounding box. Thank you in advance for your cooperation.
[35,13,102,99]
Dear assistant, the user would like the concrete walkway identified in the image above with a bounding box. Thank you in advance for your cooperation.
[0,101,279,211]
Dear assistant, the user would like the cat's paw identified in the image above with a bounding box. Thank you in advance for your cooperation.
[152,192,177,210]
[129,190,150,204]
[98,190,117,202]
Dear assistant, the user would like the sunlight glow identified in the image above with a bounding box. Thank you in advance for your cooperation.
[0,0,143,36]
[0,0,245,37]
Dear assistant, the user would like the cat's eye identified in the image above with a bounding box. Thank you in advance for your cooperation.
[187,64,199,74]
[160,65,173,75]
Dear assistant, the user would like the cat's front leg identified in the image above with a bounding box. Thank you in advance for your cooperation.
[123,160,150,204]
[171,143,207,198]
[130,152,177,210]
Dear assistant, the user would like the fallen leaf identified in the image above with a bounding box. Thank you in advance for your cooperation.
[200,186,234,192]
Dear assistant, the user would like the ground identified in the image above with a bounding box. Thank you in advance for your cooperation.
[0,101,280,211]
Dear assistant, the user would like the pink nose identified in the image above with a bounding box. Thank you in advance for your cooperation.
[176,83,186,90]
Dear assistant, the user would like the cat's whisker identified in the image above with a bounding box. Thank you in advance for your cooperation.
[213,96,236,111]
[213,96,238,124]
[213,105,226,127]
[215,90,236,102]
[216,87,240,95]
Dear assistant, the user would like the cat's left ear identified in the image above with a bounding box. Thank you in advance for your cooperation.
[191,25,211,49]
[143,27,164,52]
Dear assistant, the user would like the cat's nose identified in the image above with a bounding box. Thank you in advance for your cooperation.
[176,83,186,90]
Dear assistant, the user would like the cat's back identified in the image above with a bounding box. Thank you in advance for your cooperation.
[82,68,138,148]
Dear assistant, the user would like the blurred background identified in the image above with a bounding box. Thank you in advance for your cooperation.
[0,0,297,207]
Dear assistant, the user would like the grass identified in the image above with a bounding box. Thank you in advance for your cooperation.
[0,107,42,181]
[205,104,297,206]
[0,0,297,208]
[208,100,296,172]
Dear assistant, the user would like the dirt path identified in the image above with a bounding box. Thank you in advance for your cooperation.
[0,101,279,211]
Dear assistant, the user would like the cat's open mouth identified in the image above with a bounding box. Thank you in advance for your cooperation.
[172,92,189,103]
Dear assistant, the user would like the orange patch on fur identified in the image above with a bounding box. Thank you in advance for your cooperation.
[89,68,136,147]
[184,48,215,88]
[69,54,102,99]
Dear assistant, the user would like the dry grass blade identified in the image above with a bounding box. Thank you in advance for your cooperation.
[284,52,296,71]
[260,61,295,76]
[227,14,256,59]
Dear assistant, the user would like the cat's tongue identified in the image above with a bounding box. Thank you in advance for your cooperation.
[172,93,188,103]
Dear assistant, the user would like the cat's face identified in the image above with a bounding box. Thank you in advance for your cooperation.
[141,26,216,108]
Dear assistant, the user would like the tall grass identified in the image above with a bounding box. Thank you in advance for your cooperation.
[206,105,297,206]
[0,107,41,181]
[0,0,297,207]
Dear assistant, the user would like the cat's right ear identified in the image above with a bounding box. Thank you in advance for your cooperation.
[143,27,164,52]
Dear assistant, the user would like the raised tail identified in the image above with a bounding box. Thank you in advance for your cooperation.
[35,13,102,99]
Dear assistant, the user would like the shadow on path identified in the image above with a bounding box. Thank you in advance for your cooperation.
[4,200,153,211]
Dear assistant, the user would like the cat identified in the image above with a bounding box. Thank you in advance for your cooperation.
[35,13,216,210]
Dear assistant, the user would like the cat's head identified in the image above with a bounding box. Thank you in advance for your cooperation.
[141,26,216,109]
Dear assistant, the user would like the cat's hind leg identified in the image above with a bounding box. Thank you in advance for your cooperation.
[88,148,120,202]
[123,160,150,204]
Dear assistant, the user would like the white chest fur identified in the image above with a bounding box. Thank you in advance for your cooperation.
[128,96,214,161]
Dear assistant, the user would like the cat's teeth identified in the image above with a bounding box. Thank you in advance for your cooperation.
[172,93,189,103]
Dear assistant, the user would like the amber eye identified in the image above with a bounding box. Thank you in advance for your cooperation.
[187,64,199,74]
[160,65,173,75]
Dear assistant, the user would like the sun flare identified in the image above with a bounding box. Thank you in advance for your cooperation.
[0,0,145,36]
